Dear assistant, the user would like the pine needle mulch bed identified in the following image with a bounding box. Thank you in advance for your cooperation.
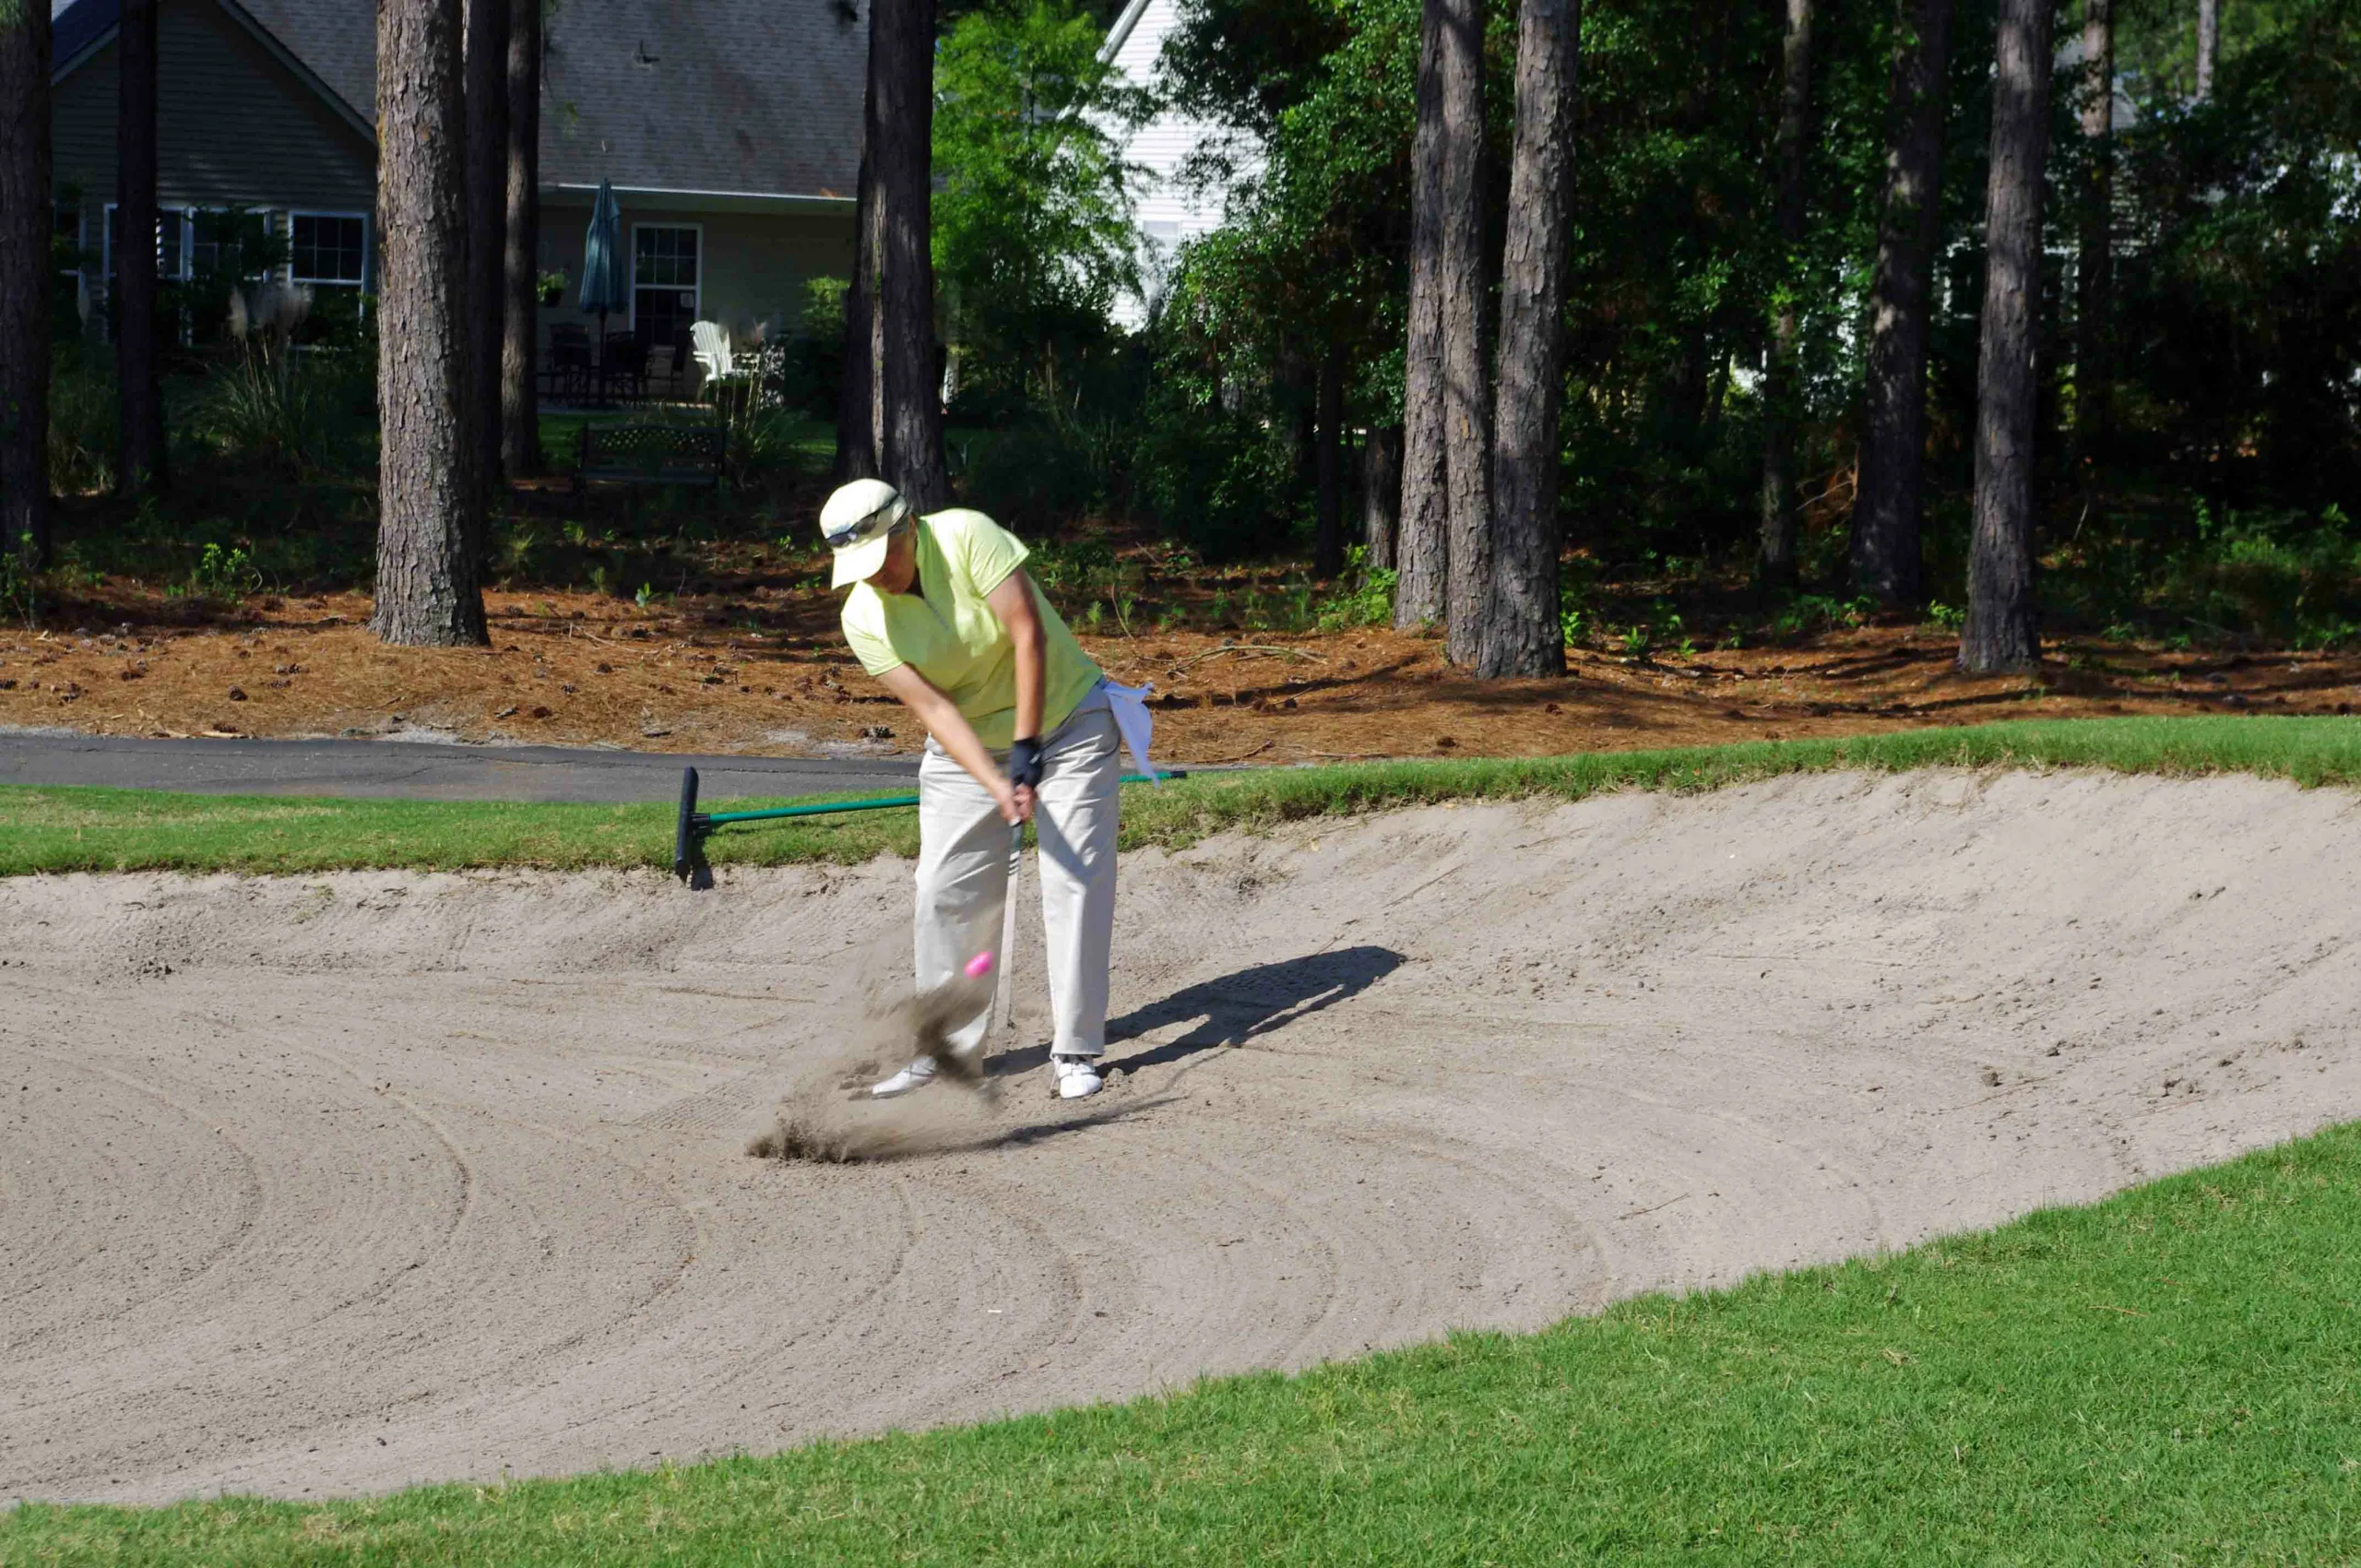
[7,1122,2358,1563]
[5,715,2359,877]
[4,582,2358,768]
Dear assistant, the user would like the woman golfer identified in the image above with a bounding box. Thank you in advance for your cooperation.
[819,478,1152,1102]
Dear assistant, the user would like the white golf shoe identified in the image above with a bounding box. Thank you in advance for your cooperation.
[1050,1054,1104,1100]
[870,1057,937,1099]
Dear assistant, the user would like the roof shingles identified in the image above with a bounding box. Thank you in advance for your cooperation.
[65,0,864,201]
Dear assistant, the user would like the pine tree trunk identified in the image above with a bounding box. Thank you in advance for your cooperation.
[1395,0,1480,631]
[0,0,51,572]
[835,85,882,481]
[463,0,508,499]
[1363,424,1402,570]
[1313,351,1346,579]
[497,0,540,480]
[1758,0,1813,590]
[2193,0,2218,100]
[872,0,948,510]
[1849,0,1953,608]
[2074,0,2111,476]
[115,0,167,495]
[1436,0,1493,667]
[1479,0,1579,678]
[374,0,488,647]
[1959,0,2056,674]
[1281,341,1316,498]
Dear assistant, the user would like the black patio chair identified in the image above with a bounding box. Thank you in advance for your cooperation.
[604,330,651,402]
[547,323,594,403]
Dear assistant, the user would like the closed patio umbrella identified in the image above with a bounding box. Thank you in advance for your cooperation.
[578,179,627,400]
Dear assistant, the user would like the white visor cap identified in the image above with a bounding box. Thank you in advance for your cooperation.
[820,479,911,588]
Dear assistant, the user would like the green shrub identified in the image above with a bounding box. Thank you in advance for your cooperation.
[2167,505,2361,647]
[186,540,261,603]
[1313,545,1396,629]
[729,405,818,478]
[190,342,364,478]
[772,277,848,420]
[1133,399,1296,563]
[960,417,1109,532]
[0,530,37,625]
[46,352,115,497]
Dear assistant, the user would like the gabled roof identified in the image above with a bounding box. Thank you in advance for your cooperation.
[53,0,375,140]
[53,0,867,204]
[52,0,116,75]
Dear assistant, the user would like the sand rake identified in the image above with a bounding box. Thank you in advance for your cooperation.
[670,766,1184,883]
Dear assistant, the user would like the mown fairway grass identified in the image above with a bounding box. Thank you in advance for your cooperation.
[5,714,2361,877]
[6,1125,2359,1563]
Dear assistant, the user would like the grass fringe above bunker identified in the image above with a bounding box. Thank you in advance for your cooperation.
[5,715,2361,877]
[7,1123,2360,1562]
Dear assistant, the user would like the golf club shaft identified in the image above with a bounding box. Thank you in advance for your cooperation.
[991,818,1022,1039]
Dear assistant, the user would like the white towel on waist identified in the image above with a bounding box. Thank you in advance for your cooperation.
[1095,678,1157,782]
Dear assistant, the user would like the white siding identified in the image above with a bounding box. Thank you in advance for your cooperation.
[1098,0,1259,327]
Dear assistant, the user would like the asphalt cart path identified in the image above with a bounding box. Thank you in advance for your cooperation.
[0,730,919,804]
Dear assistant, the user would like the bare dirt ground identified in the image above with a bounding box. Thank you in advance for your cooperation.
[6,588,2359,766]
[6,768,2360,1504]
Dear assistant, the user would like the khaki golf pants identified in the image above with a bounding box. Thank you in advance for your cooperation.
[916,696,1121,1058]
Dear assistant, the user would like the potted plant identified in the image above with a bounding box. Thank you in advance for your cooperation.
[537,269,568,307]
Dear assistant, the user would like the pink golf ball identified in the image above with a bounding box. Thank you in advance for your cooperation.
[965,952,995,979]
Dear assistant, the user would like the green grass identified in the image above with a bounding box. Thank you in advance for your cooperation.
[8,1124,2359,1563]
[5,716,2361,877]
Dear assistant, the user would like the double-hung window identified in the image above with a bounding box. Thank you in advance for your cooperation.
[54,201,85,317]
[102,204,192,285]
[188,208,277,284]
[99,204,195,339]
[631,223,700,356]
[290,212,368,293]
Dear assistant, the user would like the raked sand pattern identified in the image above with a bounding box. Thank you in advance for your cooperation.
[6,768,2359,1503]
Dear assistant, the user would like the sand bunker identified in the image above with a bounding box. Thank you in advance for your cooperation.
[6,767,2360,1504]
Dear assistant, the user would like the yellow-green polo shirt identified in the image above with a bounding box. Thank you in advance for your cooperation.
[838,508,1101,749]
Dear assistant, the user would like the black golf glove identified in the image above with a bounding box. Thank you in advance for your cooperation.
[1006,736,1044,791]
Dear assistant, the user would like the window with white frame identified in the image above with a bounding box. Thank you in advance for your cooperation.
[290,212,367,290]
[631,223,700,356]
[103,204,192,284]
[188,208,277,283]
[54,201,87,325]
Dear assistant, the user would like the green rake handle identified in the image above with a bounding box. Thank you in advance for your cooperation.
[672,766,1185,880]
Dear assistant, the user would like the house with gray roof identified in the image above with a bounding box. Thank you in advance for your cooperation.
[49,0,863,383]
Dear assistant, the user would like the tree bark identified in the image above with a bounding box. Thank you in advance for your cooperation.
[114,0,167,495]
[1758,0,1814,590]
[871,0,948,510]
[1436,0,1493,667]
[0,0,52,571]
[2193,0,2218,100]
[1849,0,1953,608]
[1395,0,1482,632]
[1479,0,1579,677]
[463,0,509,502]
[2073,0,2111,476]
[1313,351,1346,579]
[1959,0,2057,674]
[1363,424,1402,570]
[497,0,540,479]
[835,78,882,481]
[374,0,488,647]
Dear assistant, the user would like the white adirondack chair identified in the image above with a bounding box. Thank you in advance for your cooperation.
[690,320,734,384]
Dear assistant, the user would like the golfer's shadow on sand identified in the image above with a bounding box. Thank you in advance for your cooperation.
[986,945,1406,1079]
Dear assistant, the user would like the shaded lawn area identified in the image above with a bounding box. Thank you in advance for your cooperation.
[7,1123,2358,1563]
[3,715,2360,877]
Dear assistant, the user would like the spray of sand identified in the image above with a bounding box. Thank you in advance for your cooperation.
[750,972,1000,1163]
